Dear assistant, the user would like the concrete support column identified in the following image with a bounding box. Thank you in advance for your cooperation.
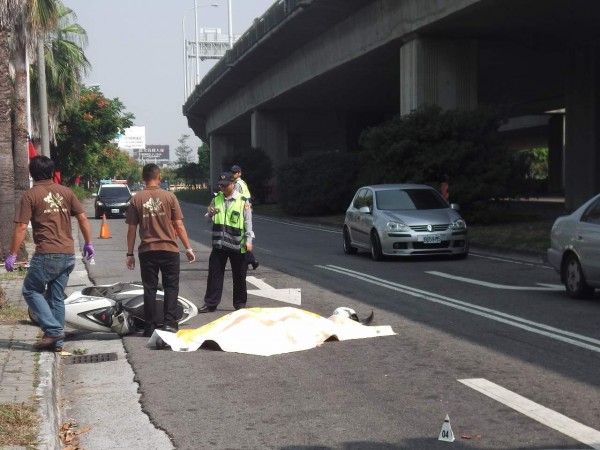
[547,114,564,194]
[400,37,478,115]
[251,109,288,171]
[208,134,233,189]
[565,44,600,210]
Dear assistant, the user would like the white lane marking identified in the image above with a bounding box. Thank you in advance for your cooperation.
[426,271,563,291]
[246,276,301,305]
[316,265,600,353]
[470,252,551,268]
[459,378,600,449]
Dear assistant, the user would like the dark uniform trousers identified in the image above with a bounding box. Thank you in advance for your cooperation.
[204,247,247,309]
[139,250,180,328]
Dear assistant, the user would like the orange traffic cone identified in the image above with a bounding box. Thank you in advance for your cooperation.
[99,214,112,239]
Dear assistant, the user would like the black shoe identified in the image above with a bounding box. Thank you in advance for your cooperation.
[251,261,259,270]
[234,304,246,310]
[199,304,216,313]
[143,324,156,337]
[162,325,178,333]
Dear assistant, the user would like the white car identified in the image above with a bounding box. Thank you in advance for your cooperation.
[547,192,600,298]
[343,184,468,260]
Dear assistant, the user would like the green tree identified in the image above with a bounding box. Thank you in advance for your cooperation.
[197,142,210,186]
[223,147,274,204]
[175,163,201,188]
[357,105,526,222]
[0,0,27,257]
[29,1,90,146]
[175,134,193,166]
[54,85,134,183]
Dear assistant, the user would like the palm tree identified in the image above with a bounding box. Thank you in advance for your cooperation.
[0,0,27,258]
[30,2,90,148]
[11,0,59,207]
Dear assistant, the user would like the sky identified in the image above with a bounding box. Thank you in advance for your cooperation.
[62,0,275,161]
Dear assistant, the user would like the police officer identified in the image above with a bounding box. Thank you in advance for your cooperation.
[230,165,259,270]
[200,172,253,312]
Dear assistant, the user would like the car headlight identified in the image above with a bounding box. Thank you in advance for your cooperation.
[386,221,410,232]
[449,219,467,230]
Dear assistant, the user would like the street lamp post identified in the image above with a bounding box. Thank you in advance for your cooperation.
[182,3,218,100]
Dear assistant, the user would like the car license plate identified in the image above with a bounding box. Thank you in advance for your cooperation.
[422,234,441,244]
[111,209,119,214]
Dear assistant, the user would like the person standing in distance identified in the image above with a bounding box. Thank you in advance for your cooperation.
[230,164,259,270]
[200,172,254,312]
[125,163,196,336]
[5,156,94,352]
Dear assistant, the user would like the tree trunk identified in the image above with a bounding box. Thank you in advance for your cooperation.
[0,31,16,258]
[12,46,30,261]
[13,46,29,206]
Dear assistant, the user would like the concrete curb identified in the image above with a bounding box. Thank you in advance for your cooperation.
[36,352,61,450]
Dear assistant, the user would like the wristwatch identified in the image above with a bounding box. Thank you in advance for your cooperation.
[126,253,134,257]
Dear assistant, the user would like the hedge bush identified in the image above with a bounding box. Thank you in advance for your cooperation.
[277,151,359,216]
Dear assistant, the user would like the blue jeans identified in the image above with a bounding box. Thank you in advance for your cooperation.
[22,253,75,347]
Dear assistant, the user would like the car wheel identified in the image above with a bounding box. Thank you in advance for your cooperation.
[563,253,594,298]
[343,227,358,255]
[95,208,101,219]
[370,231,383,261]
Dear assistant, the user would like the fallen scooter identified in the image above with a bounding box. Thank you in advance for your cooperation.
[28,282,198,336]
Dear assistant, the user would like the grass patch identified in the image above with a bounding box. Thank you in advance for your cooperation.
[0,402,39,447]
[0,271,26,281]
[0,287,29,324]
[468,220,552,253]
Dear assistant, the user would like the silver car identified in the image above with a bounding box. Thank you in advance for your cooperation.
[343,184,469,260]
[547,192,600,298]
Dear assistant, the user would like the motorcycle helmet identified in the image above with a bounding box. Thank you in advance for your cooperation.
[332,307,359,322]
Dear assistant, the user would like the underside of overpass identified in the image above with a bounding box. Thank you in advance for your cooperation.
[183,0,600,210]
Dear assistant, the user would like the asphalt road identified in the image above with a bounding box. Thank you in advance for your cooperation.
[83,200,600,450]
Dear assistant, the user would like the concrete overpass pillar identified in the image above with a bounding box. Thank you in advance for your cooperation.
[400,37,478,115]
[251,110,288,170]
[565,44,600,210]
[547,114,564,194]
[208,134,234,189]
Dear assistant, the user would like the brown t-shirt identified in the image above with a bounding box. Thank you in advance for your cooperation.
[125,186,184,253]
[14,179,85,254]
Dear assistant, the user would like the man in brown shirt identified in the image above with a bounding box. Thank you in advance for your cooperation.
[5,156,94,351]
[125,164,195,336]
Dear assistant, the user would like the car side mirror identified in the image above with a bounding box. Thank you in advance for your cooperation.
[92,193,97,197]
[359,206,371,214]
[450,203,460,210]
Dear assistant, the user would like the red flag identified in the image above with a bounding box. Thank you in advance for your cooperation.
[53,169,62,185]
[28,136,37,160]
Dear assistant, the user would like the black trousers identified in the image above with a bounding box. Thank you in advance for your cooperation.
[139,250,180,328]
[203,248,247,309]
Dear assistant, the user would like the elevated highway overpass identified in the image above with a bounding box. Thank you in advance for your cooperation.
[183,0,600,210]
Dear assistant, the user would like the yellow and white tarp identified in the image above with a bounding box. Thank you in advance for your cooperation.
[147,307,395,356]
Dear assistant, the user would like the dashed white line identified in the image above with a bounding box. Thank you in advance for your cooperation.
[426,270,563,291]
